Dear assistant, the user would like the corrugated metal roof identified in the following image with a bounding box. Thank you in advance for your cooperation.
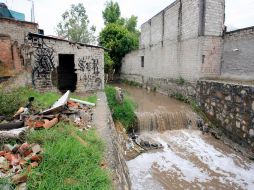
[0,3,14,19]
[9,10,25,21]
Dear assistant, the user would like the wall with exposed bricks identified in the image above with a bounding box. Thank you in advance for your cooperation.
[25,35,104,92]
[0,18,38,77]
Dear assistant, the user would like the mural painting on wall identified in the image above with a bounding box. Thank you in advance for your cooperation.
[26,37,55,85]
[78,56,102,89]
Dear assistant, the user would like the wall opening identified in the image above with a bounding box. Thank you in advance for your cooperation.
[57,54,77,93]
[141,56,144,67]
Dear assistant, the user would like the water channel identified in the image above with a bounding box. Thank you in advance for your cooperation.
[116,84,254,190]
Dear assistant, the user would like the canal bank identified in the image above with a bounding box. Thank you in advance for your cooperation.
[113,84,254,190]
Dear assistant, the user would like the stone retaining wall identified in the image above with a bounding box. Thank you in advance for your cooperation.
[197,80,254,151]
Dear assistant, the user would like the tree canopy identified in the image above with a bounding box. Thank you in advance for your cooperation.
[102,0,121,25]
[99,23,139,72]
[56,3,96,44]
[100,1,140,73]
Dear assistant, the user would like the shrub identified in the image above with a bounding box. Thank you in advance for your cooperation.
[105,85,136,131]
[175,77,186,85]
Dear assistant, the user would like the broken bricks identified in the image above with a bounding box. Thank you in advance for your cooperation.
[0,142,42,185]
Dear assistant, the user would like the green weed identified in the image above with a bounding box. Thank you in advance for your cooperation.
[105,85,136,131]
[26,122,111,190]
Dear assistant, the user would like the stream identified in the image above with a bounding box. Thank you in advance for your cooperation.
[116,84,254,190]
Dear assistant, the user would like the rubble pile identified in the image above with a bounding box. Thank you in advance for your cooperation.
[0,143,42,188]
[0,90,95,188]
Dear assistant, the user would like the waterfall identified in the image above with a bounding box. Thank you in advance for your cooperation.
[136,110,197,132]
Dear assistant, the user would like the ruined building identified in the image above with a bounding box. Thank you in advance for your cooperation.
[0,3,104,92]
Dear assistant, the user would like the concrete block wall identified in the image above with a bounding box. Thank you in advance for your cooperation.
[204,0,225,36]
[222,27,254,80]
[25,35,104,92]
[121,0,225,85]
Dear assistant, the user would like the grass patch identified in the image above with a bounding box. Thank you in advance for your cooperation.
[0,88,110,189]
[105,85,136,131]
[0,87,60,116]
[26,122,111,190]
[121,79,141,87]
[70,94,97,104]
[0,87,98,117]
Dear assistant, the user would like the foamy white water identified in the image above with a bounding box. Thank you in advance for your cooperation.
[127,130,254,190]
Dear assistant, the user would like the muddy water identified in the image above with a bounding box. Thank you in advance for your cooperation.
[117,84,198,132]
[116,84,254,190]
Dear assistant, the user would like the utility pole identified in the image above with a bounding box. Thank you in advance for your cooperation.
[27,0,35,22]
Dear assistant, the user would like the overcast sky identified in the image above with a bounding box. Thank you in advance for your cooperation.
[1,0,254,35]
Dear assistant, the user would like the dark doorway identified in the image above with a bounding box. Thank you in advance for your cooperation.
[57,54,77,93]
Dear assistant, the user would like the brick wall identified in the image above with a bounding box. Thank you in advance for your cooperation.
[121,0,225,87]
[222,27,254,80]
[0,17,38,45]
[0,18,38,77]
[0,35,13,76]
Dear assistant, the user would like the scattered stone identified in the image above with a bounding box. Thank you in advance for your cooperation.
[0,184,11,190]
[30,155,42,162]
[202,123,209,134]
[196,118,204,128]
[11,173,28,185]
[31,144,41,154]
[225,96,231,101]
[3,144,14,152]
[30,162,38,168]
[249,129,254,137]
[115,87,124,103]
[236,121,241,128]
[15,183,27,190]
[0,156,9,170]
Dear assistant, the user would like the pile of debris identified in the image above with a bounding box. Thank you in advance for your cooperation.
[0,90,95,188]
[0,143,42,188]
[0,90,95,141]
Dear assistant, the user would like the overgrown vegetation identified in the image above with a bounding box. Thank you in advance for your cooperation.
[100,0,139,73]
[175,77,186,85]
[0,87,60,116]
[26,123,111,190]
[121,79,141,87]
[0,87,97,117]
[0,87,109,189]
[105,85,136,131]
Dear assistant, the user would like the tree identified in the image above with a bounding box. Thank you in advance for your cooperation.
[102,0,121,25]
[56,3,96,43]
[125,15,140,35]
[99,23,139,72]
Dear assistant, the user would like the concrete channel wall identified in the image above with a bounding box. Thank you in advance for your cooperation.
[93,92,131,190]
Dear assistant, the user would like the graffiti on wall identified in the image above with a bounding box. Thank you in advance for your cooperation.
[30,38,55,85]
[78,56,102,89]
